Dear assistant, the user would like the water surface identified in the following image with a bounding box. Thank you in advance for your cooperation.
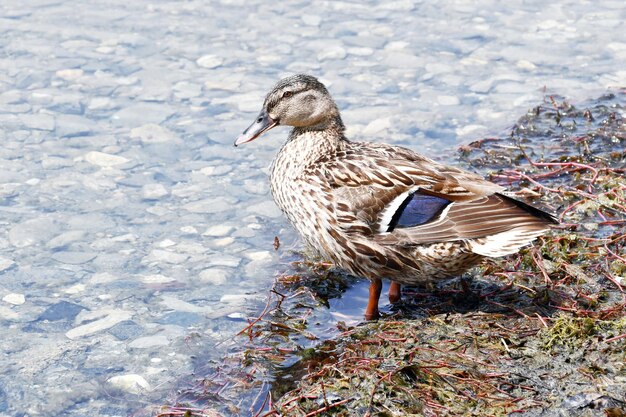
[0,0,624,415]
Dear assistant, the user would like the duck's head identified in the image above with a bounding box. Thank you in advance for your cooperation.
[234,74,340,146]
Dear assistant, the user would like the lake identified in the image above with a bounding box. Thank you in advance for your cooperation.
[0,0,623,415]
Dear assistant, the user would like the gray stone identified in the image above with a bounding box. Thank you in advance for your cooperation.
[46,230,88,249]
[2,293,25,305]
[130,124,177,144]
[128,335,169,349]
[84,151,130,167]
[198,268,231,285]
[19,113,55,130]
[156,311,202,327]
[196,54,223,69]
[141,183,169,200]
[107,374,151,394]
[55,114,92,137]
[0,257,15,272]
[66,309,133,339]
[38,301,86,322]
[108,320,143,341]
[51,251,98,265]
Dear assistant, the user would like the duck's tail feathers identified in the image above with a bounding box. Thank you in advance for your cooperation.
[468,226,548,257]
[496,193,560,225]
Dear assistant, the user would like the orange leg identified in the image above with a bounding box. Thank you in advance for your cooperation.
[388,281,401,303]
[365,278,382,320]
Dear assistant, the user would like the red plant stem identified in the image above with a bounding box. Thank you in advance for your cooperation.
[252,384,271,417]
[604,243,626,265]
[605,333,626,342]
[531,249,551,285]
[237,285,277,338]
[604,272,624,293]
[486,300,530,318]
[559,199,585,221]
[535,313,549,328]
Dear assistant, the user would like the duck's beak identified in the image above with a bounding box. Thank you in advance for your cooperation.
[234,108,278,147]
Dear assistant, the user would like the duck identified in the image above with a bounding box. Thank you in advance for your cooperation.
[234,74,558,320]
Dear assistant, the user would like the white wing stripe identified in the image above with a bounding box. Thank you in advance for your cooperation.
[377,188,416,233]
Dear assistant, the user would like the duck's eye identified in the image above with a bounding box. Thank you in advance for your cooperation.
[282,91,293,98]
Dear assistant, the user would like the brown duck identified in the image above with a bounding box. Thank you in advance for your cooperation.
[235,74,557,320]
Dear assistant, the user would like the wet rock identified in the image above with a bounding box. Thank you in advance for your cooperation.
[362,117,392,136]
[108,320,143,341]
[64,284,86,294]
[0,183,20,198]
[220,294,252,304]
[107,374,151,394]
[19,113,55,130]
[246,251,273,262]
[0,306,19,321]
[111,103,175,126]
[84,151,130,167]
[301,15,321,26]
[202,225,233,237]
[173,81,202,99]
[0,257,15,272]
[56,68,84,80]
[437,95,460,106]
[139,274,176,284]
[51,251,98,265]
[66,309,133,339]
[198,268,231,285]
[196,54,223,69]
[317,45,347,61]
[46,230,88,250]
[130,123,177,144]
[0,385,7,412]
[88,272,119,284]
[205,253,241,268]
[180,226,198,234]
[55,114,92,137]
[143,249,189,264]
[156,311,202,327]
[3,293,26,305]
[41,156,74,169]
[183,197,235,214]
[87,97,115,110]
[141,183,169,200]
[128,335,169,349]
[211,237,234,247]
[38,301,86,322]
[8,217,59,248]
[159,295,206,313]
[199,165,233,176]
[246,200,282,218]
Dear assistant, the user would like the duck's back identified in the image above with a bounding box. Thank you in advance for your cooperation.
[270,137,556,283]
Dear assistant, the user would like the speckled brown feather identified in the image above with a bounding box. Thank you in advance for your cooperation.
[238,74,557,317]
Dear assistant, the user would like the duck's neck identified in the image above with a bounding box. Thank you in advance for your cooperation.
[291,115,345,138]
[271,116,345,185]
[284,115,346,164]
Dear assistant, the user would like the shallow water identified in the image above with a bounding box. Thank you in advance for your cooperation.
[0,0,624,415]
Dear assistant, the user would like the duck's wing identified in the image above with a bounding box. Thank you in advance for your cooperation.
[322,142,557,256]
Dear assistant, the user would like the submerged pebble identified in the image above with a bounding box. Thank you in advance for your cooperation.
[84,151,130,167]
[2,293,25,305]
[107,374,151,394]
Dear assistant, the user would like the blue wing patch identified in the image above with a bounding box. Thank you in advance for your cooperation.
[387,192,451,232]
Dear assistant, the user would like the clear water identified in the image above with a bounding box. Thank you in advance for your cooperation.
[0,0,624,415]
